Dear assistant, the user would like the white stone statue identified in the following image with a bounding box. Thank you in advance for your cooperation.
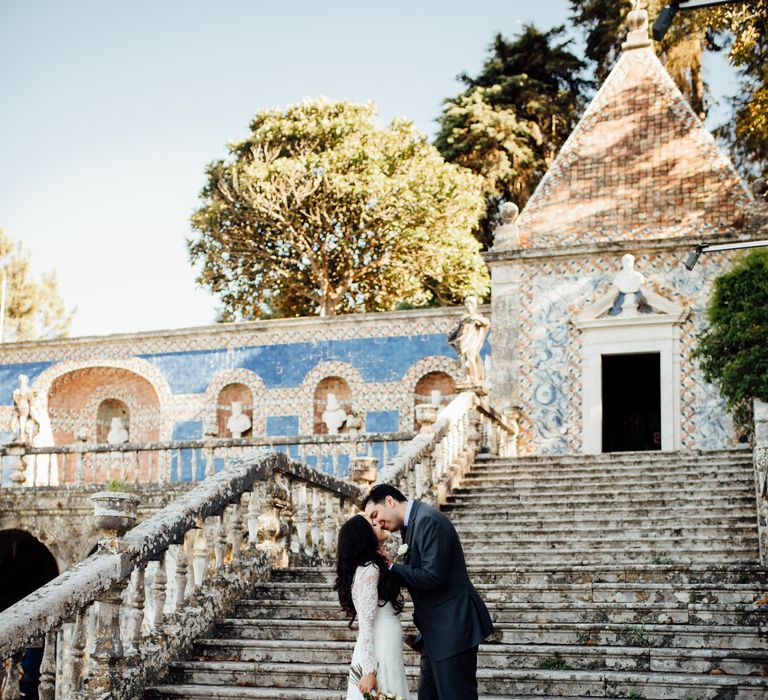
[430,389,442,407]
[612,254,645,316]
[322,392,348,435]
[10,374,38,445]
[107,416,129,445]
[491,202,520,251]
[448,296,491,392]
[227,400,252,438]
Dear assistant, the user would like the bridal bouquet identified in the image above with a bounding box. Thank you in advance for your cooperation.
[349,664,407,700]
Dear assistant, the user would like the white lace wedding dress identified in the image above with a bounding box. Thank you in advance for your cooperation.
[346,563,411,699]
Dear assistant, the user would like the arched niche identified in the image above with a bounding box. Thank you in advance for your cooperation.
[97,398,130,444]
[413,372,456,428]
[0,529,59,612]
[314,376,352,435]
[217,383,254,438]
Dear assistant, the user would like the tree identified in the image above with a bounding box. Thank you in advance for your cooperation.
[693,250,768,435]
[707,0,768,178]
[189,99,488,319]
[0,228,74,342]
[569,0,709,117]
[434,25,591,246]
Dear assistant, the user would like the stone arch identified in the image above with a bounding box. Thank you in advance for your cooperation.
[300,362,365,435]
[0,529,60,612]
[202,369,267,436]
[84,386,144,443]
[31,358,173,441]
[400,356,462,428]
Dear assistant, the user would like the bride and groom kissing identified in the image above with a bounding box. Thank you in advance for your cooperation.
[334,484,493,700]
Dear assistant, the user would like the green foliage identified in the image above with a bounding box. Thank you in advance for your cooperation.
[689,591,698,604]
[106,479,133,493]
[693,251,768,435]
[434,26,590,246]
[621,623,650,647]
[536,651,571,670]
[0,229,74,342]
[189,99,488,319]
[569,0,709,116]
[627,691,646,700]
[650,551,674,565]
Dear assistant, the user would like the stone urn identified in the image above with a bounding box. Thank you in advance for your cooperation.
[350,456,379,486]
[415,403,439,433]
[91,491,140,537]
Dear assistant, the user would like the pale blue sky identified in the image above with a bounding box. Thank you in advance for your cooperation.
[0,1,739,338]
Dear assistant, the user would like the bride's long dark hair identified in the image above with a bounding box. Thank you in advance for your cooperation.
[334,514,404,627]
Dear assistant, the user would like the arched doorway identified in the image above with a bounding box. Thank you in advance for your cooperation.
[0,530,59,700]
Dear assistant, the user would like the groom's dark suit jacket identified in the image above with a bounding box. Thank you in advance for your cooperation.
[391,500,493,661]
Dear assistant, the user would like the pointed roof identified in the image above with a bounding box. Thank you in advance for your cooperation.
[515,3,751,250]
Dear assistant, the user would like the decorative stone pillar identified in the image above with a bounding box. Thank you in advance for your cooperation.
[255,473,291,567]
[350,456,378,486]
[85,584,126,698]
[415,404,438,434]
[754,399,768,566]
[5,442,27,487]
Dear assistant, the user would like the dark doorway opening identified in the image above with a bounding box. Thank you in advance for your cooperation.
[602,353,661,452]
[0,530,59,700]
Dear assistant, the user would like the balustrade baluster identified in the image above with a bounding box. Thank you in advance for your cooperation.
[204,440,215,479]
[37,629,57,700]
[174,542,188,609]
[310,488,322,555]
[214,513,227,571]
[119,450,127,482]
[1,651,22,700]
[65,609,87,699]
[323,493,335,556]
[151,553,167,633]
[125,565,145,656]
[247,488,259,544]
[87,581,127,697]
[229,502,243,562]
[191,448,200,482]
[407,462,416,500]
[295,483,308,554]
[192,527,209,588]
[26,451,37,487]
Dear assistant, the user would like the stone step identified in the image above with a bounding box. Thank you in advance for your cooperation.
[458,525,759,544]
[250,581,765,606]
[467,460,752,478]
[270,563,768,586]
[462,549,760,566]
[161,660,768,697]
[234,598,765,626]
[214,618,768,651]
[474,449,750,466]
[456,475,754,493]
[190,639,768,675]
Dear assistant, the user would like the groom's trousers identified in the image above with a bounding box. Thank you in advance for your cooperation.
[418,646,478,700]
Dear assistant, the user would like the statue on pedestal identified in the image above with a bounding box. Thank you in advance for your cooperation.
[227,401,252,438]
[10,374,39,445]
[322,392,348,435]
[107,417,129,445]
[610,254,646,317]
[448,296,490,393]
[491,202,520,251]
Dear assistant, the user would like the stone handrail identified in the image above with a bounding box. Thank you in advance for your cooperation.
[0,450,361,700]
[378,391,519,505]
[0,431,415,487]
[754,399,768,566]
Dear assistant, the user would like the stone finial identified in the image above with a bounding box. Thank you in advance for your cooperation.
[491,201,520,251]
[622,0,652,51]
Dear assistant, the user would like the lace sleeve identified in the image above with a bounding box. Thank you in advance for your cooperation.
[352,564,380,675]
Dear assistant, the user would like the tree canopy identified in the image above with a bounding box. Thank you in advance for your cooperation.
[189,99,489,319]
[0,228,73,342]
[434,25,591,246]
[694,250,768,435]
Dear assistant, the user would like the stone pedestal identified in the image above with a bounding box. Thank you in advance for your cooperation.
[415,403,438,434]
[350,456,378,486]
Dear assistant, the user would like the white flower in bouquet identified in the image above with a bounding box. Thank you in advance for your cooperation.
[396,543,409,557]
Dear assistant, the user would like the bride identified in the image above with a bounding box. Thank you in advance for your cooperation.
[334,514,411,699]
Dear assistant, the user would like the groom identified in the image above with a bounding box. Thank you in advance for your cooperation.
[363,484,493,700]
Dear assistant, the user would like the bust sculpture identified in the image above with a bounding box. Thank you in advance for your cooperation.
[612,254,645,316]
[448,296,491,392]
[491,202,520,251]
[227,400,252,438]
[107,416,129,445]
[322,392,348,435]
[10,374,38,445]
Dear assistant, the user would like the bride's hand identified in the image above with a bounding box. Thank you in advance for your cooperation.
[358,671,377,694]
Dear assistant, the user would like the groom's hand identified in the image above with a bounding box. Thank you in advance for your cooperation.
[378,547,393,566]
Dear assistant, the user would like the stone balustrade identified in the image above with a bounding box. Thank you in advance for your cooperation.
[0,450,361,700]
[0,431,415,487]
[380,390,519,506]
[753,398,768,566]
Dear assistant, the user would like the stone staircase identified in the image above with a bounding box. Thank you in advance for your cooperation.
[146,449,768,699]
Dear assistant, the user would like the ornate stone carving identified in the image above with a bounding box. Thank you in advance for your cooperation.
[107,416,129,445]
[226,401,251,438]
[10,374,39,445]
[448,296,490,394]
[491,202,520,251]
[321,392,348,435]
